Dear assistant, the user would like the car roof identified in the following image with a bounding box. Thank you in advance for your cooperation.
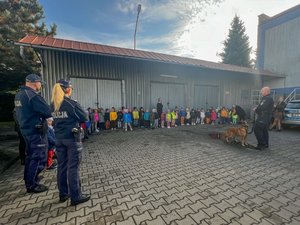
[288,100,300,103]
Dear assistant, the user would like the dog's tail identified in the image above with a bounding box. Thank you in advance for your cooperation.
[209,132,223,139]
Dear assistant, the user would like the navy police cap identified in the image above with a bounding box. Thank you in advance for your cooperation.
[26,74,45,84]
[57,79,72,88]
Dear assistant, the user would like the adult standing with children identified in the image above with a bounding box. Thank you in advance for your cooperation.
[51,79,90,205]
[254,86,274,150]
[157,98,163,126]
[14,74,51,193]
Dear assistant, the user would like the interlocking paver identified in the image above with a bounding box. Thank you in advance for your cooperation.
[204,214,227,225]
[175,205,195,218]
[218,208,239,223]
[171,215,197,225]
[0,125,300,225]
[122,207,139,220]
[46,213,66,225]
[272,207,296,222]
[150,198,168,208]
[143,216,166,225]
[161,211,181,224]
[283,202,300,215]
[133,211,152,225]
[115,217,136,225]
[105,211,123,224]
[229,203,251,217]
[148,205,167,219]
[265,213,289,225]
[93,207,112,220]
[286,218,300,225]
[190,209,210,223]
[234,213,258,225]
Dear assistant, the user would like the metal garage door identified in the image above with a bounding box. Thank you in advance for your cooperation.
[70,78,122,110]
[70,78,97,109]
[97,79,122,110]
[151,82,185,110]
[194,85,220,109]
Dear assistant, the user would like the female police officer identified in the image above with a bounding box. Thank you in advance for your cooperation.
[51,79,90,205]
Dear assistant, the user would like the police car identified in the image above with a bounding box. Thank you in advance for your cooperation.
[282,100,300,126]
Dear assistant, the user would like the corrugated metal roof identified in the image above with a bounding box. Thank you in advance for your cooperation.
[17,34,284,77]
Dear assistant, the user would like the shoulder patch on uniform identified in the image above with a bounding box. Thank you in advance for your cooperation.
[14,100,22,107]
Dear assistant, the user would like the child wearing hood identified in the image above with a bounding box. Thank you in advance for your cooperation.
[123,109,133,131]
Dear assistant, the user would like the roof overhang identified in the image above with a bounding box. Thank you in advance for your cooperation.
[16,34,286,78]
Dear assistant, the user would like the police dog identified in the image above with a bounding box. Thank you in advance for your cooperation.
[224,122,248,146]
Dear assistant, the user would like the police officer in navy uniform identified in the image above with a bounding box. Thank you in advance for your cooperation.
[254,86,274,150]
[14,74,51,193]
[51,79,90,205]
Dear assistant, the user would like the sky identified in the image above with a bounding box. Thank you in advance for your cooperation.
[39,0,300,63]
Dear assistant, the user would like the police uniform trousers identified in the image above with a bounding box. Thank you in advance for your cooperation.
[23,134,48,189]
[56,139,83,201]
[18,131,26,163]
[254,122,269,147]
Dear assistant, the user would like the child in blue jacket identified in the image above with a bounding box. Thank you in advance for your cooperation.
[123,109,133,131]
[144,109,150,128]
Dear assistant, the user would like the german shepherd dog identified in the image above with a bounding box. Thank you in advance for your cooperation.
[224,122,249,146]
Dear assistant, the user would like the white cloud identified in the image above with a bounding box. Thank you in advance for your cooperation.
[174,0,300,62]
[56,0,300,64]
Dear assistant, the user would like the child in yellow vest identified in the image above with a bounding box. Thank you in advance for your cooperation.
[132,107,139,127]
[166,109,172,128]
[110,107,117,130]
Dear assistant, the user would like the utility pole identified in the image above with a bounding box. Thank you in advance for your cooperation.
[134,4,142,50]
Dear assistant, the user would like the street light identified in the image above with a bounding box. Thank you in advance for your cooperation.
[134,4,142,50]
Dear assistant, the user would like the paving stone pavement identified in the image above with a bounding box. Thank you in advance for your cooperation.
[0,125,300,225]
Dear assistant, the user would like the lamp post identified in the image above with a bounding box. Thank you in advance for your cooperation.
[134,4,142,50]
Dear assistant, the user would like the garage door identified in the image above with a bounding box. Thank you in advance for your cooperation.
[194,85,220,109]
[70,78,97,109]
[97,79,122,110]
[70,78,122,110]
[150,82,185,110]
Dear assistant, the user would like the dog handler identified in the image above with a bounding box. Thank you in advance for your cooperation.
[14,74,51,193]
[254,86,274,150]
[51,79,90,205]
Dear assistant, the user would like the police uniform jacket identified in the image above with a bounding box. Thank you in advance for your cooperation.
[255,94,274,124]
[51,97,87,139]
[14,86,51,136]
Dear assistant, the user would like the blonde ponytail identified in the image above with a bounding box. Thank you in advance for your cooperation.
[51,83,65,112]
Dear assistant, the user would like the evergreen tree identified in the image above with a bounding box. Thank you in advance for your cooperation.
[0,0,57,94]
[219,15,252,68]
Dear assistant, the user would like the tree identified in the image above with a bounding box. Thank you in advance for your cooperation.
[0,0,57,94]
[219,15,252,68]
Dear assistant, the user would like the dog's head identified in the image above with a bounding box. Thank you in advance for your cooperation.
[241,121,249,130]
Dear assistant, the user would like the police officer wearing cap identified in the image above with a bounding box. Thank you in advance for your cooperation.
[254,86,274,150]
[50,79,90,206]
[14,74,51,193]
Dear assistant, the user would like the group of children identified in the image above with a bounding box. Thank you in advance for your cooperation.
[42,105,243,169]
[84,105,243,135]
